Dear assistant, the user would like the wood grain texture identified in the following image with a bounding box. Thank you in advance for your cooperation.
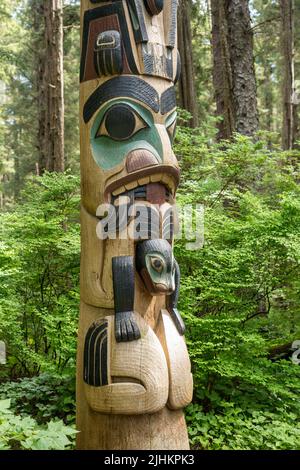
[77,0,191,450]
[77,303,190,449]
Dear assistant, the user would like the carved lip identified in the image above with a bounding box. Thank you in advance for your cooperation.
[151,284,174,295]
[104,165,180,201]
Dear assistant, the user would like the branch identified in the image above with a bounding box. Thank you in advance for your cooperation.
[249,16,281,32]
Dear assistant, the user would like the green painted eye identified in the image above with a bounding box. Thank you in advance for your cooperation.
[150,257,164,273]
[90,99,163,170]
[96,104,148,141]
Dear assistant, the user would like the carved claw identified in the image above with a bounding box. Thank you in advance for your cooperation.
[115,311,141,343]
[168,308,186,336]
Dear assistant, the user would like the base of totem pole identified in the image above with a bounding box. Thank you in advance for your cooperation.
[76,406,189,450]
[76,302,190,450]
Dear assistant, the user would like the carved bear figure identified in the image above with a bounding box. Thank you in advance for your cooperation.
[112,239,185,343]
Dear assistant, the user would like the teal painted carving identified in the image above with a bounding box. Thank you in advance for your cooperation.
[136,239,185,335]
[90,99,176,170]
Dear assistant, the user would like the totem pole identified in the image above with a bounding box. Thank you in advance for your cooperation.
[77,0,193,449]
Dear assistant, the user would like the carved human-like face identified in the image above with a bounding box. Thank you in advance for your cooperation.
[136,239,175,296]
[83,76,179,206]
[91,100,176,171]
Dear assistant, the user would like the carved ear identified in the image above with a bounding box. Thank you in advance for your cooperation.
[84,315,169,415]
[83,320,109,387]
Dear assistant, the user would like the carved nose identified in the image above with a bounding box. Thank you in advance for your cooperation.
[126,149,158,173]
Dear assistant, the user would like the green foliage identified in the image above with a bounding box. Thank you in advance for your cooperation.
[0,0,298,453]
[0,373,75,425]
[0,398,77,450]
[174,123,300,450]
[0,172,80,377]
[186,402,300,450]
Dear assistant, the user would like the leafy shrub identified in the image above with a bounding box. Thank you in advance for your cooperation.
[174,123,300,449]
[0,172,80,377]
[186,402,300,450]
[0,373,75,425]
[0,399,77,450]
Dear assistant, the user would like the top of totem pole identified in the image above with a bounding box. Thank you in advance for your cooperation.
[80,0,179,84]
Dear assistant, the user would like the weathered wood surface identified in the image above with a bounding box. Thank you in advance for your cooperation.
[77,0,192,450]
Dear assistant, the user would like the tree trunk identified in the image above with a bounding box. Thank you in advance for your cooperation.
[177,0,199,127]
[280,0,296,149]
[227,0,259,136]
[211,0,235,140]
[39,0,65,172]
[211,0,259,139]
[31,0,44,174]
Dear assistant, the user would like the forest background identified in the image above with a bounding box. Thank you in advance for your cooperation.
[0,0,299,450]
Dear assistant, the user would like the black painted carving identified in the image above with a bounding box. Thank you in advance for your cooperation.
[127,0,149,43]
[80,2,138,82]
[136,239,172,282]
[162,206,174,241]
[142,45,155,75]
[161,86,176,115]
[105,104,136,140]
[94,30,123,77]
[83,321,108,386]
[112,256,141,342]
[144,0,164,16]
[83,76,159,123]
[142,43,173,79]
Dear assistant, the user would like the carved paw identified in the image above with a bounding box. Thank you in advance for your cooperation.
[168,308,186,336]
[115,312,141,343]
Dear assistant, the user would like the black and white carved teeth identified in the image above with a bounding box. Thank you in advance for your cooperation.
[111,174,175,197]
[111,184,172,206]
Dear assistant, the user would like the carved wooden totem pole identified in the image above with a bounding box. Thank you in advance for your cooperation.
[77,0,193,449]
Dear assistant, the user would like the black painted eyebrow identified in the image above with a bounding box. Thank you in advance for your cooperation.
[83,76,160,123]
[161,86,176,115]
